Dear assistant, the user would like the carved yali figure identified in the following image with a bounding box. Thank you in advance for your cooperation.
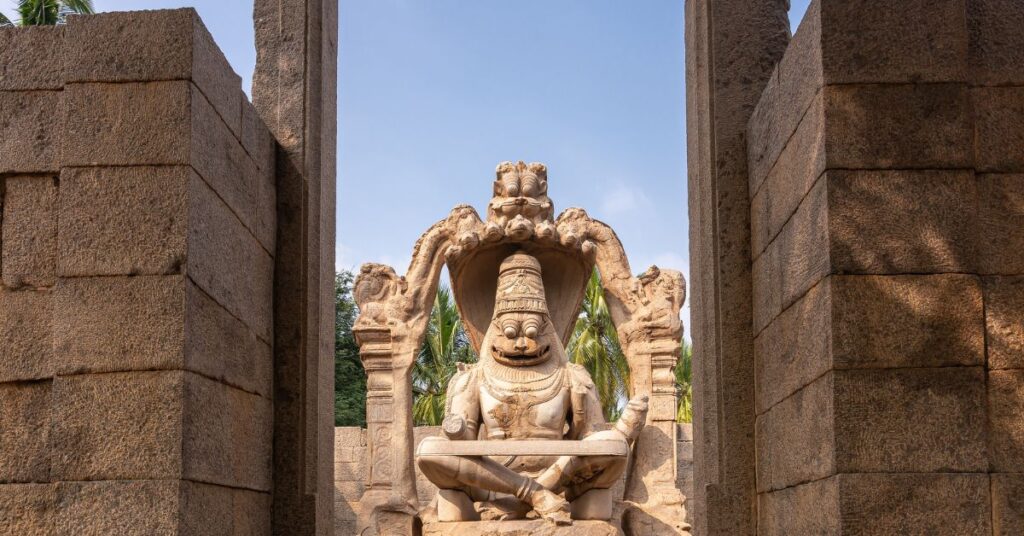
[416,252,649,525]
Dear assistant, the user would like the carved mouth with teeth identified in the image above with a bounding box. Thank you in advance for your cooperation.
[491,344,551,367]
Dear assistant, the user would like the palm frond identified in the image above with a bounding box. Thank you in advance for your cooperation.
[411,285,478,425]
[60,0,93,14]
[0,11,13,26]
[567,269,632,421]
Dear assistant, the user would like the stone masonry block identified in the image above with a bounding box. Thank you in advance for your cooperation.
[820,0,968,85]
[51,371,184,481]
[977,174,1024,275]
[52,275,270,396]
[58,166,188,277]
[187,173,272,341]
[54,480,179,536]
[989,369,1024,472]
[758,477,839,536]
[756,274,984,413]
[179,480,271,536]
[0,91,61,173]
[824,83,972,170]
[0,483,54,535]
[53,275,185,376]
[0,382,50,483]
[837,473,991,535]
[62,81,190,167]
[752,176,830,333]
[969,0,1024,86]
[827,169,979,274]
[185,281,272,397]
[182,373,272,491]
[761,473,991,535]
[993,473,1024,536]
[834,367,987,473]
[755,373,835,493]
[63,9,242,136]
[751,93,825,256]
[830,274,984,369]
[974,87,1024,173]
[241,99,277,253]
[755,278,831,414]
[0,288,51,382]
[191,85,258,234]
[2,175,57,288]
[0,26,64,90]
[986,276,1024,370]
[747,0,823,194]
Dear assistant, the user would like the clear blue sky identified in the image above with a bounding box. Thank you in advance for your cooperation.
[11,0,812,339]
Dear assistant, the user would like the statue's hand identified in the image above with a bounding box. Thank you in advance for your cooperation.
[442,414,466,439]
[614,395,649,442]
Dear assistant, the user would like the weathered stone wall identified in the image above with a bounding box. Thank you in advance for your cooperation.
[684,1,790,534]
[747,0,1024,533]
[332,424,695,535]
[0,10,277,533]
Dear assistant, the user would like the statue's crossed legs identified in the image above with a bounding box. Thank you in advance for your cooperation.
[418,434,627,525]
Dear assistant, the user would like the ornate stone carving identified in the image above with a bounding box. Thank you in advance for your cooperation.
[355,162,688,535]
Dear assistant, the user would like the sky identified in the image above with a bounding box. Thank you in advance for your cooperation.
[9,0,813,340]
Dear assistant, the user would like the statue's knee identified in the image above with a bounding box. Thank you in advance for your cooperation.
[417,455,458,483]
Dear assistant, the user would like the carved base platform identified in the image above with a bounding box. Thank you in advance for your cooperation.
[422,520,623,536]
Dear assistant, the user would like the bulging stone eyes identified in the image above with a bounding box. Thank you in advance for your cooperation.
[503,326,517,338]
[523,325,538,338]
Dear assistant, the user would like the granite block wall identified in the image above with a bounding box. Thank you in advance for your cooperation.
[0,10,276,535]
[333,424,695,535]
[747,1,1024,533]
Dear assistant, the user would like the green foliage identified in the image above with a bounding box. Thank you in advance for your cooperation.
[4,0,92,26]
[566,269,631,421]
[676,339,693,423]
[412,287,477,425]
[334,270,367,427]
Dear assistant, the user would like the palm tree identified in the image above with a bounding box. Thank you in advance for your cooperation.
[676,339,693,423]
[412,287,477,425]
[1,0,93,26]
[567,269,631,421]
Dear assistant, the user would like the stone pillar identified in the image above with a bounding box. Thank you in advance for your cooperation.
[253,0,338,533]
[0,10,276,533]
[747,0,1024,532]
[684,1,790,534]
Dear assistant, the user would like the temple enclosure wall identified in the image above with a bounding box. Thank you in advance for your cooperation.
[689,0,1024,534]
[0,10,276,533]
[0,5,336,535]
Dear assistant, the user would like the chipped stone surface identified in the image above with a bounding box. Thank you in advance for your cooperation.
[0,288,52,382]
[58,166,189,277]
[53,275,186,375]
[0,381,50,483]
[2,176,58,288]
[0,26,64,90]
[51,371,184,481]
[62,81,191,167]
[985,276,1024,370]
[0,91,61,173]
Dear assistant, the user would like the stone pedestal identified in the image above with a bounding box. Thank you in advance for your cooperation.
[423,520,622,536]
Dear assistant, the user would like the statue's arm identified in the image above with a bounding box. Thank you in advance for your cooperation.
[441,365,480,440]
[567,364,608,439]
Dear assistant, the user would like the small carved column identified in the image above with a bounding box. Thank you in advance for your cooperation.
[354,325,419,535]
[623,334,688,533]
